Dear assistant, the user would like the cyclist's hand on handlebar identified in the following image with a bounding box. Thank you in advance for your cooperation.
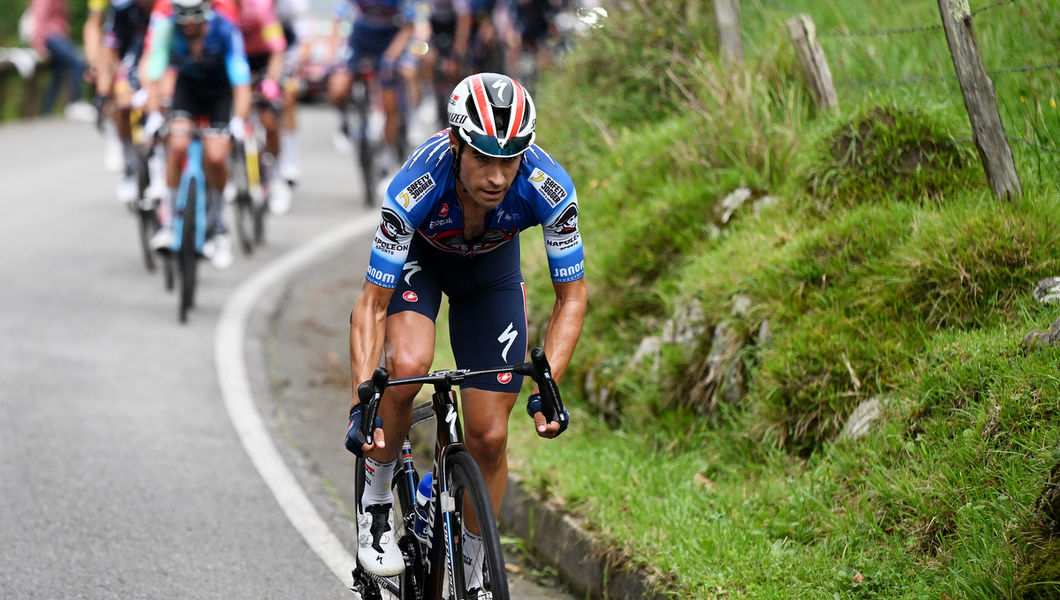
[526,393,569,439]
[229,116,246,142]
[143,111,165,140]
[345,404,385,456]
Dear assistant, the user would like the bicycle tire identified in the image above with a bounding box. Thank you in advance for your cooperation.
[350,81,376,207]
[442,450,509,600]
[177,178,198,324]
[231,144,255,255]
[163,250,175,291]
[252,194,266,245]
[137,205,157,272]
[235,192,255,255]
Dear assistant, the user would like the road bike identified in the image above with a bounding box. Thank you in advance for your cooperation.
[350,348,568,600]
[122,88,173,284]
[172,126,208,324]
[342,59,408,207]
[230,107,268,255]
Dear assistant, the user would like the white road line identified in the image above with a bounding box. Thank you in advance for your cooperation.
[215,214,378,587]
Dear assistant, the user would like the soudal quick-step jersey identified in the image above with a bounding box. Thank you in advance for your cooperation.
[366,131,585,288]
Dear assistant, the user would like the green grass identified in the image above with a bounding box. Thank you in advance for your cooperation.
[505,0,1060,597]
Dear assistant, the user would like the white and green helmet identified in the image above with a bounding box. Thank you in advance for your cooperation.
[448,72,536,158]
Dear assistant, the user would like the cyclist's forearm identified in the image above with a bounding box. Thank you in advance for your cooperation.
[233,85,252,120]
[384,24,413,62]
[145,79,162,113]
[266,51,285,84]
[541,278,588,387]
[454,15,472,57]
[349,282,391,408]
[83,14,104,74]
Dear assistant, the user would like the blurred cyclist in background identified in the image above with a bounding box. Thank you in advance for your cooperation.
[419,0,471,128]
[326,0,417,178]
[143,0,253,269]
[86,0,158,205]
[233,0,292,214]
[275,0,310,189]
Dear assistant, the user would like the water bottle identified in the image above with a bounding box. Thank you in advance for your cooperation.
[413,472,432,544]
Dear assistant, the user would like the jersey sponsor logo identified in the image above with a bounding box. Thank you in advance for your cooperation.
[548,203,579,236]
[529,168,567,208]
[402,291,419,303]
[397,173,436,210]
[366,265,397,286]
[545,235,581,250]
[497,372,513,385]
[551,261,584,281]
[379,208,410,242]
[439,203,449,217]
[374,235,409,256]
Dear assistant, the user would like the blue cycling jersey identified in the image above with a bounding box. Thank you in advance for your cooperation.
[333,0,418,33]
[146,12,251,85]
[366,132,585,288]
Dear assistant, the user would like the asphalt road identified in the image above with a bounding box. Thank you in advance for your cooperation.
[0,105,572,599]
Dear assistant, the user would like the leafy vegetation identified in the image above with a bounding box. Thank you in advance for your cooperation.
[509,0,1060,597]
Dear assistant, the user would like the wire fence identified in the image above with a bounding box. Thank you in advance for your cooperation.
[760,0,1060,158]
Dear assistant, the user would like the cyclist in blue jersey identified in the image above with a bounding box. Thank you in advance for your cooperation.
[344,72,586,589]
[142,0,253,269]
[90,0,157,205]
[326,0,418,177]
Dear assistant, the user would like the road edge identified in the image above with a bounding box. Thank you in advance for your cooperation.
[214,214,378,589]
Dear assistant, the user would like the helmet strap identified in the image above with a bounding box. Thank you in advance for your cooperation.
[451,134,470,198]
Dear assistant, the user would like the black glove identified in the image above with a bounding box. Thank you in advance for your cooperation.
[526,393,569,436]
[345,404,382,456]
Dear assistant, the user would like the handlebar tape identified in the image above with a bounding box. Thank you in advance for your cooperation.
[528,348,567,428]
[356,367,389,444]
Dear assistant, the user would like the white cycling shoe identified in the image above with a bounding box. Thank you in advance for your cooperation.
[356,503,404,576]
[203,233,233,269]
[117,174,139,206]
[268,178,292,215]
[149,227,174,252]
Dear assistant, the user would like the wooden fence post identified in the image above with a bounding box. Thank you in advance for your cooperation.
[787,15,838,111]
[937,0,1021,200]
[713,0,744,65]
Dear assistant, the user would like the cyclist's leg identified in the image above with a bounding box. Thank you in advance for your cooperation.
[354,243,442,576]
[279,78,301,181]
[444,241,528,525]
[376,242,444,466]
[447,281,524,595]
[112,60,140,203]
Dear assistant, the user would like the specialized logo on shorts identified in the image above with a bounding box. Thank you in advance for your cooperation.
[498,322,518,362]
[497,372,513,385]
[397,173,436,210]
[402,291,418,303]
[402,261,421,285]
[528,168,567,208]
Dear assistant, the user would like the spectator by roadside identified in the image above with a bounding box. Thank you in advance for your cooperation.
[27,0,96,120]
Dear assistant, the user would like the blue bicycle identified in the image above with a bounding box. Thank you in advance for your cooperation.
[172,131,208,324]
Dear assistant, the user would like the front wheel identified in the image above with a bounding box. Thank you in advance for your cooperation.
[177,179,198,324]
[443,450,509,600]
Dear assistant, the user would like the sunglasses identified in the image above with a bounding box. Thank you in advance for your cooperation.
[460,130,534,158]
